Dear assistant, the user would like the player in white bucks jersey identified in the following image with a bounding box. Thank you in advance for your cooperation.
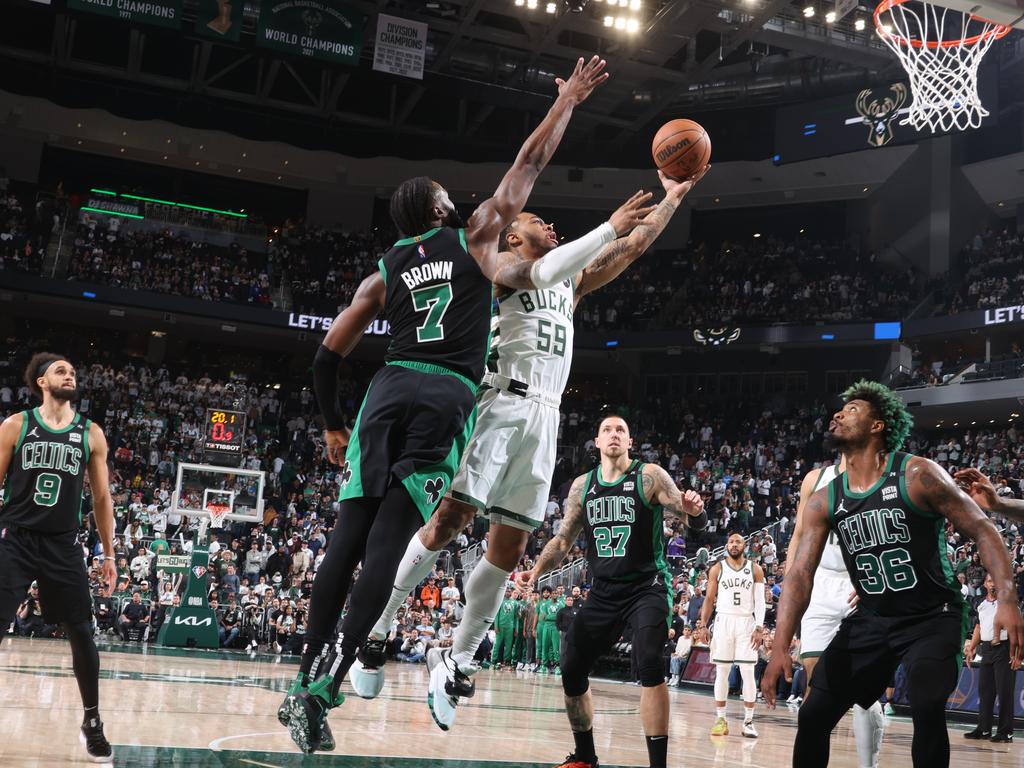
[787,449,884,768]
[701,533,765,738]
[353,169,709,727]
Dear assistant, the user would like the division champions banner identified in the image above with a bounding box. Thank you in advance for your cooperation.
[257,1,365,66]
[372,14,427,80]
[66,0,182,29]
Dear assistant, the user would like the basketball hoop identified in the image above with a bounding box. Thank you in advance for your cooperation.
[874,0,1011,133]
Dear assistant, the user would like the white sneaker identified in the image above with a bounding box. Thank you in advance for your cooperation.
[786,694,796,703]
[426,649,476,732]
[350,657,386,700]
[516,663,524,671]
[742,720,758,738]
[668,676,679,687]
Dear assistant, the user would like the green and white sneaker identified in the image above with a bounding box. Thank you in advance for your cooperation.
[278,676,342,754]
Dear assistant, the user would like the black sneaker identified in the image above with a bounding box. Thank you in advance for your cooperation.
[964,728,992,740]
[358,637,387,669]
[280,690,327,754]
[80,718,113,764]
[990,732,1013,743]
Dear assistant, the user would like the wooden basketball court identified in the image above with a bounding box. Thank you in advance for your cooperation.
[0,637,1015,767]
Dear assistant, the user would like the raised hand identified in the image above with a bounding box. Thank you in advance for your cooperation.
[608,190,657,236]
[954,468,1000,512]
[555,55,609,105]
[658,164,711,199]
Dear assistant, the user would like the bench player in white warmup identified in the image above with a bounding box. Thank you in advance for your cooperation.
[351,167,709,729]
[784,442,885,768]
[701,532,764,738]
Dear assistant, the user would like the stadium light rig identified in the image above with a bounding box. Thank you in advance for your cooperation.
[803,5,815,17]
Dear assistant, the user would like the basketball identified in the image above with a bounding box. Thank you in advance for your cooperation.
[651,119,711,180]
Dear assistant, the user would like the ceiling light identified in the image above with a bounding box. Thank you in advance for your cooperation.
[121,131,127,136]
[619,0,629,6]
[526,0,537,8]
[799,228,805,233]
[862,186,869,192]
[615,15,626,28]
[854,17,865,30]
[515,0,524,5]
[604,14,614,24]
[881,22,892,33]
[76,140,82,145]
[753,233,761,238]
[119,147,125,153]
[803,5,814,16]
[630,0,641,8]
[162,155,168,160]
[625,17,639,31]
[546,2,556,11]
[825,10,836,22]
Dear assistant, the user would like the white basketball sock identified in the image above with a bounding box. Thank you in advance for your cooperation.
[450,556,510,668]
[369,533,440,640]
[713,664,731,704]
[739,664,756,714]
[853,702,885,768]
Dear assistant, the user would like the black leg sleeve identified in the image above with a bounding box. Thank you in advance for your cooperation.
[63,621,100,714]
[793,684,852,768]
[906,655,958,768]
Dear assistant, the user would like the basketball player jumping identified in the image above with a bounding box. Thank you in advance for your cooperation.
[517,415,705,768]
[0,353,118,762]
[278,56,647,753]
[351,167,708,729]
[762,380,1024,768]
[782,436,884,768]
[700,532,765,738]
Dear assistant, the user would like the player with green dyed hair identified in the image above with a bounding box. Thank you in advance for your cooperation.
[840,379,914,453]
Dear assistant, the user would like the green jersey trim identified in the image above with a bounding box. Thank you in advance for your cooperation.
[490,506,543,531]
[637,463,655,510]
[596,458,639,488]
[897,453,933,517]
[14,411,29,452]
[457,228,468,253]
[377,258,388,285]
[385,360,477,394]
[450,490,486,511]
[32,408,81,434]
[394,227,441,247]
[827,476,836,528]
[841,451,895,499]
[82,420,92,465]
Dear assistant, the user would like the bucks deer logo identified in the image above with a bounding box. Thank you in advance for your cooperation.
[693,327,741,347]
[302,9,323,37]
[423,476,446,505]
[856,84,908,148]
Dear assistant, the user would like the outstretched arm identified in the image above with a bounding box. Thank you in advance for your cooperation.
[955,468,1024,521]
[909,457,1024,664]
[518,475,586,589]
[466,56,608,283]
[575,167,708,300]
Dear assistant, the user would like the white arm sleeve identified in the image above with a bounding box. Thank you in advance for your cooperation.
[528,221,617,289]
[753,585,766,627]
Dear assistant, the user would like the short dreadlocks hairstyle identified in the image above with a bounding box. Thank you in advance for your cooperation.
[389,176,439,238]
[841,379,913,453]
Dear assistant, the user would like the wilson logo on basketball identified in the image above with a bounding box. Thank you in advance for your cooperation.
[655,138,690,163]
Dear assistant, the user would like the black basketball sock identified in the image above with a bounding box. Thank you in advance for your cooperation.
[572,728,596,762]
[64,622,100,717]
[645,735,668,768]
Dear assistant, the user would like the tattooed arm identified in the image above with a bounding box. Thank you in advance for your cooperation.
[641,463,706,527]
[954,468,1024,521]
[907,456,1024,662]
[574,166,708,301]
[517,474,586,589]
[760,487,830,706]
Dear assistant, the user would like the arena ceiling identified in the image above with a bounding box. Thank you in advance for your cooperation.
[0,0,1012,164]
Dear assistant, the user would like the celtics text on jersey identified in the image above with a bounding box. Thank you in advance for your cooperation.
[2,408,91,534]
[828,451,962,617]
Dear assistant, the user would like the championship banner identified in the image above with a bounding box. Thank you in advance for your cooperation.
[256,1,365,66]
[372,14,427,80]
[66,0,182,29]
[156,554,191,574]
[195,0,244,42]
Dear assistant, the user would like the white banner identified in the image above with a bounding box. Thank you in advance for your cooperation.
[372,14,427,80]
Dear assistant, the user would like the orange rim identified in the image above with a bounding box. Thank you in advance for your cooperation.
[874,0,1013,48]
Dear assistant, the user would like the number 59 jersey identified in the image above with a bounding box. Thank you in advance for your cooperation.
[380,227,492,385]
[488,277,576,398]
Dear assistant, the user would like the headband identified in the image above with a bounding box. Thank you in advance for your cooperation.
[36,359,60,379]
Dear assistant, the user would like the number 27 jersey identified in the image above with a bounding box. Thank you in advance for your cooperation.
[379,227,492,384]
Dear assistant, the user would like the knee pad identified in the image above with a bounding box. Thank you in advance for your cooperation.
[634,624,668,687]
[739,663,757,703]
[714,664,731,701]
[560,642,590,698]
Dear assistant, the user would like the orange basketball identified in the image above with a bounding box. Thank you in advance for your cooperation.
[651,119,711,180]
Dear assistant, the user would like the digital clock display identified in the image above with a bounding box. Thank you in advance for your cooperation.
[203,409,246,463]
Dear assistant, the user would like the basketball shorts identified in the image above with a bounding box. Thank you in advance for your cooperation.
[563,577,672,673]
[800,568,856,659]
[0,526,93,625]
[339,362,478,523]
[711,614,758,664]
[812,602,970,710]
[449,386,558,532]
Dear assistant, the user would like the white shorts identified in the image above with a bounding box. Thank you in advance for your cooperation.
[711,614,758,664]
[449,388,557,532]
[799,568,855,659]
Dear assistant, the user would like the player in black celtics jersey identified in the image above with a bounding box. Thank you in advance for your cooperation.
[279,56,628,753]
[763,380,1024,768]
[518,415,706,768]
[0,353,118,763]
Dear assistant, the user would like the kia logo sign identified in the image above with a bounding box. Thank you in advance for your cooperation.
[173,616,213,627]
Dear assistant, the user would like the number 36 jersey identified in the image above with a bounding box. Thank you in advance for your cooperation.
[379,227,492,385]
[1,408,91,533]
[829,450,963,617]
[488,277,575,397]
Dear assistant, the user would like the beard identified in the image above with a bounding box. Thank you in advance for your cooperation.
[444,206,466,229]
[822,430,842,452]
[50,385,78,403]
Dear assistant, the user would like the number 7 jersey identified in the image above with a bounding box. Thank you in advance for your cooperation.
[379,227,493,384]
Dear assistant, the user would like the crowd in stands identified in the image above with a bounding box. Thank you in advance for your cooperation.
[946,228,1024,314]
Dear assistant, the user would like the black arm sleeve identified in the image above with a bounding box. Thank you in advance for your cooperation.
[687,510,709,532]
[312,344,346,431]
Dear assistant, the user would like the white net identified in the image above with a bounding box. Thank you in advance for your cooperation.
[874,0,1011,133]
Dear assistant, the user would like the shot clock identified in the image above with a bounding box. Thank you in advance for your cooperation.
[203,408,247,466]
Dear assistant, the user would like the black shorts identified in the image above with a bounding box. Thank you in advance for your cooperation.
[0,526,93,625]
[338,362,478,523]
[811,603,969,709]
[563,577,672,674]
